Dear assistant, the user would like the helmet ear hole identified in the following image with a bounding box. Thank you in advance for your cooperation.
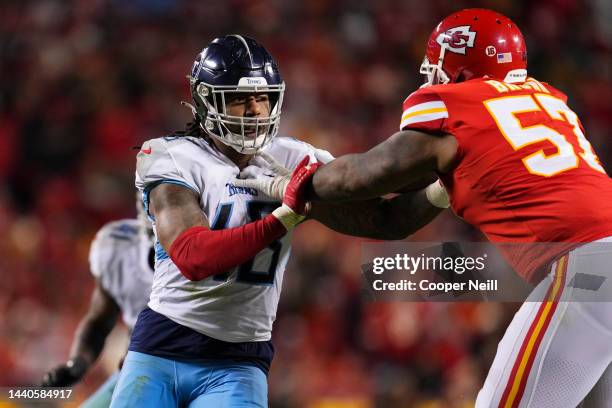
[196,83,209,97]
[190,85,209,120]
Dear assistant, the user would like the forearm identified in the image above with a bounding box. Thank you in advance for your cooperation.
[169,215,286,281]
[152,183,297,282]
[68,313,117,368]
[307,133,436,202]
[308,189,443,240]
[307,154,391,202]
[305,131,457,203]
[308,198,390,239]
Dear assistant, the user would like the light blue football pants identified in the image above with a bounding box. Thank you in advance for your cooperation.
[80,371,120,408]
[109,351,268,408]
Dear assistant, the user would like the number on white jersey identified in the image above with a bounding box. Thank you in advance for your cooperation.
[211,201,281,285]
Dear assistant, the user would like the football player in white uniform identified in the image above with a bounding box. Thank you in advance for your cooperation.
[110,35,447,408]
[42,201,154,408]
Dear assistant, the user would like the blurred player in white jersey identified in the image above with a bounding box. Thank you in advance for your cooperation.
[42,200,154,407]
[109,35,448,408]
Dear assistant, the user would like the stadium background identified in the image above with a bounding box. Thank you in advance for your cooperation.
[0,0,610,407]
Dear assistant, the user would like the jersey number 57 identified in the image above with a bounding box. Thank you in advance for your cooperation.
[484,94,605,177]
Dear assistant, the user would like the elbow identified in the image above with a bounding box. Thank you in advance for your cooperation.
[168,227,218,281]
[172,257,220,282]
[170,253,203,281]
[170,254,223,282]
[181,269,211,282]
[182,271,200,281]
[174,264,203,281]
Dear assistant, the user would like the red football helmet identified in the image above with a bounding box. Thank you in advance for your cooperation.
[420,9,527,87]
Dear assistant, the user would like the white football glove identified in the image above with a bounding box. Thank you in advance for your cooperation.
[234,152,292,201]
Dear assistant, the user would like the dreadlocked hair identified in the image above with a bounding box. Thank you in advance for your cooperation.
[170,101,214,143]
[172,118,207,138]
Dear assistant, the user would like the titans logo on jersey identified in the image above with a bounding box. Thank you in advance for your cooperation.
[135,135,333,343]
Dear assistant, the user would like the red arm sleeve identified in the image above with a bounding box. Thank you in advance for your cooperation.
[168,214,286,281]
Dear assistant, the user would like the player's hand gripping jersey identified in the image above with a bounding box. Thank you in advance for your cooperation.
[401,77,612,282]
[135,135,332,342]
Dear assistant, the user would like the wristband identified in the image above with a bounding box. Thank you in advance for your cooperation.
[425,180,450,208]
[272,204,305,231]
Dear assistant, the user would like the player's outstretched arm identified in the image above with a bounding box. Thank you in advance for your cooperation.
[151,158,315,281]
[308,188,443,240]
[42,281,120,387]
[233,151,448,240]
[308,130,457,202]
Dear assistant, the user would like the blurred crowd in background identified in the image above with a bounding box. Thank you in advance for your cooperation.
[0,0,610,407]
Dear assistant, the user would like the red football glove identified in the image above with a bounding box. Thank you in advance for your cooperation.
[168,158,322,282]
[270,156,320,231]
[283,156,321,214]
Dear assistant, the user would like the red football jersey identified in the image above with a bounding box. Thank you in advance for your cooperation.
[400,77,612,282]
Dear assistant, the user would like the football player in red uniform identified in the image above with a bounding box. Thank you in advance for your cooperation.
[239,9,612,408]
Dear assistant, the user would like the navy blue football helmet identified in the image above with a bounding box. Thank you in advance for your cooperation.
[188,35,285,154]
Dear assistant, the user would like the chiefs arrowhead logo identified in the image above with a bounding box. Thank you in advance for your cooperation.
[141,146,152,154]
[436,26,476,55]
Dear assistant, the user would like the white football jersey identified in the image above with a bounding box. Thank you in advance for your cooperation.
[89,219,154,330]
[135,135,333,342]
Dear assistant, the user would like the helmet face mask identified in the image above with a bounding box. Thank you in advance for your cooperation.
[419,52,450,88]
[420,9,528,87]
[188,35,285,154]
[192,79,285,154]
